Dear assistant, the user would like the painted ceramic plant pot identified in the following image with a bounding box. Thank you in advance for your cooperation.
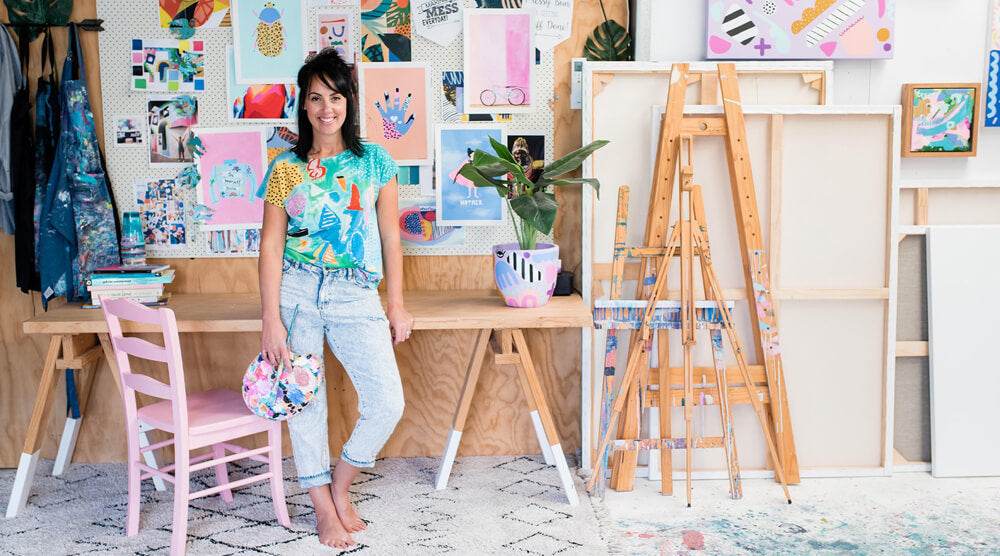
[493,242,560,308]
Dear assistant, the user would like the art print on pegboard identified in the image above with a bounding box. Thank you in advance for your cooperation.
[131,38,205,92]
[226,46,296,122]
[134,178,186,247]
[463,9,534,115]
[359,62,432,165]
[435,124,506,227]
[232,0,306,83]
[361,0,411,62]
[705,0,895,60]
[193,127,268,230]
[310,9,355,62]
[159,0,231,29]
[147,95,199,167]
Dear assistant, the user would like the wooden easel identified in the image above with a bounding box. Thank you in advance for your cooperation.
[591,62,800,499]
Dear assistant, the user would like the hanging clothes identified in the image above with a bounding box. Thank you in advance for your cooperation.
[13,26,39,292]
[33,30,60,284]
[0,25,22,234]
[38,23,120,307]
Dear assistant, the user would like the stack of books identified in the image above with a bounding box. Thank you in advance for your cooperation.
[84,264,174,308]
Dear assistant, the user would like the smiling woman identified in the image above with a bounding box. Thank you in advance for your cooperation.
[257,48,412,550]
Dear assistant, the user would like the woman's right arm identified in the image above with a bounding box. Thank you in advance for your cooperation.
[259,202,291,368]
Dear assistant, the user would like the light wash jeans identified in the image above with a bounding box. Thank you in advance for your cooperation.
[279,258,405,489]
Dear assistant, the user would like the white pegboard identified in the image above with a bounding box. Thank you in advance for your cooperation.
[97,0,555,257]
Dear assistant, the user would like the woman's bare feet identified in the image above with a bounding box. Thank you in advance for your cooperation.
[332,461,367,532]
[308,485,355,549]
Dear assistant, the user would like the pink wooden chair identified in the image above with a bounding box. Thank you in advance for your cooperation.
[101,298,290,555]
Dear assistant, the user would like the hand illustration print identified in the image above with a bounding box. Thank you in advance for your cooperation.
[376,88,415,140]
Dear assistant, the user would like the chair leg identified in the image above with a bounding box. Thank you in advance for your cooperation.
[268,425,290,527]
[170,454,190,556]
[126,457,142,537]
[211,444,234,503]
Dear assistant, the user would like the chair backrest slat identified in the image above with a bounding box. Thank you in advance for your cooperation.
[114,336,169,363]
[122,373,172,399]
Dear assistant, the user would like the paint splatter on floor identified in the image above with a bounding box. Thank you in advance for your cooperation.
[595,473,1000,554]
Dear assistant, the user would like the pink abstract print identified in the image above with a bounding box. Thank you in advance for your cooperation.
[464,11,532,113]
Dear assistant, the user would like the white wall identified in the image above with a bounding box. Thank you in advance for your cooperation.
[638,0,996,181]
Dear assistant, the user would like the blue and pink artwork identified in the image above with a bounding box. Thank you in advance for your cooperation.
[706,0,895,60]
[903,85,980,158]
[435,124,506,226]
[985,0,1000,127]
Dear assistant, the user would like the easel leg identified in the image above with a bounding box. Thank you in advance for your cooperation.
[435,329,491,490]
[657,330,672,495]
[6,336,63,518]
[710,330,741,499]
[512,330,579,506]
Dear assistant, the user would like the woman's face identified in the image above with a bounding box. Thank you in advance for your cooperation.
[305,75,348,144]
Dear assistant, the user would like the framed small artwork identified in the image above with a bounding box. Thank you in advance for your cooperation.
[114,114,146,147]
[901,83,980,158]
[310,9,355,63]
[147,95,199,167]
[231,0,306,83]
[226,46,296,122]
[193,127,268,230]
[159,0,231,29]
[131,38,205,92]
[359,62,432,165]
[463,9,534,115]
[435,124,506,226]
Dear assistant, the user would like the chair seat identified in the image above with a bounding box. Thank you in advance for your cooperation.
[137,388,269,438]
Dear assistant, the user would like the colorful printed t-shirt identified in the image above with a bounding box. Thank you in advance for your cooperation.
[262,144,398,280]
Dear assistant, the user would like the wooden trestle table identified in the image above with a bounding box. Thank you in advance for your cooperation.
[6,291,592,517]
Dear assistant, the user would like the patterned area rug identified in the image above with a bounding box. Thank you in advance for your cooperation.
[594,473,1000,554]
[0,456,607,555]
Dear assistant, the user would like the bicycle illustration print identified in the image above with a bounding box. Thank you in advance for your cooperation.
[479,85,527,107]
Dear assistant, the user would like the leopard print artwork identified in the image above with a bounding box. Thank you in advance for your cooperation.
[255,20,285,57]
[382,119,402,139]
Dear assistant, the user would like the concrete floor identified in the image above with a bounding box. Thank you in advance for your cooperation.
[595,472,1000,554]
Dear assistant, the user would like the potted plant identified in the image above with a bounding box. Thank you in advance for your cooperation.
[459,138,608,307]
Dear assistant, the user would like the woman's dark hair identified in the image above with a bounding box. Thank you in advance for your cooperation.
[291,48,365,161]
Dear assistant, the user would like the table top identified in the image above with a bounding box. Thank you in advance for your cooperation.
[23,291,593,334]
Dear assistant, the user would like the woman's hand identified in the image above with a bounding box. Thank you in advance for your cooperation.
[387,305,415,345]
[261,316,292,369]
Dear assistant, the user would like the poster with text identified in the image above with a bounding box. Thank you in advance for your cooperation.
[705,0,895,59]
[522,0,571,51]
[435,124,506,226]
[226,46,296,122]
[232,0,305,83]
[359,62,432,165]
[193,127,268,230]
[412,0,462,47]
[463,9,534,114]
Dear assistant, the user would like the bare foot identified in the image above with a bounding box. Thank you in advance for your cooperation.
[316,503,355,549]
[331,482,367,532]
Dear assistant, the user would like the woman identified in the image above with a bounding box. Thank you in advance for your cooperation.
[258,49,411,549]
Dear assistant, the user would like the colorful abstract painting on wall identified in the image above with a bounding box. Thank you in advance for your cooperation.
[131,39,205,92]
[361,0,411,62]
[311,9,355,62]
[985,0,1000,127]
[134,178,186,247]
[435,124,506,226]
[359,62,431,165]
[705,0,895,60]
[398,198,465,248]
[902,84,980,158]
[193,127,268,229]
[147,95,199,167]
[159,0,231,28]
[463,9,534,115]
[232,0,305,82]
[226,46,296,122]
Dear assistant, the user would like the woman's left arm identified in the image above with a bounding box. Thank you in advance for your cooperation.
[376,177,414,345]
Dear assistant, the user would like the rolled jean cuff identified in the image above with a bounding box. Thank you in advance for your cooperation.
[298,470,332,489]
[340,451,375,468]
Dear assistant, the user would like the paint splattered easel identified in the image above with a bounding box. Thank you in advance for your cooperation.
[588,63,799,504]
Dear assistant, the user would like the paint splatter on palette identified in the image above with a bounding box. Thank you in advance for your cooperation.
[706,0,895,60]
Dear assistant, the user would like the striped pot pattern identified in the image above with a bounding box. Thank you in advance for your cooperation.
[492,242,560,308]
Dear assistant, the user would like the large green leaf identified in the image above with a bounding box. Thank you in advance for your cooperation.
[457,163,510,198]
[489,136,516,164]
[584,19,631,62]
[541,140,609,179]
[510,192,558,235]
[471,149,532,189]
[5,0,72,39]
[545,178,601,198]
